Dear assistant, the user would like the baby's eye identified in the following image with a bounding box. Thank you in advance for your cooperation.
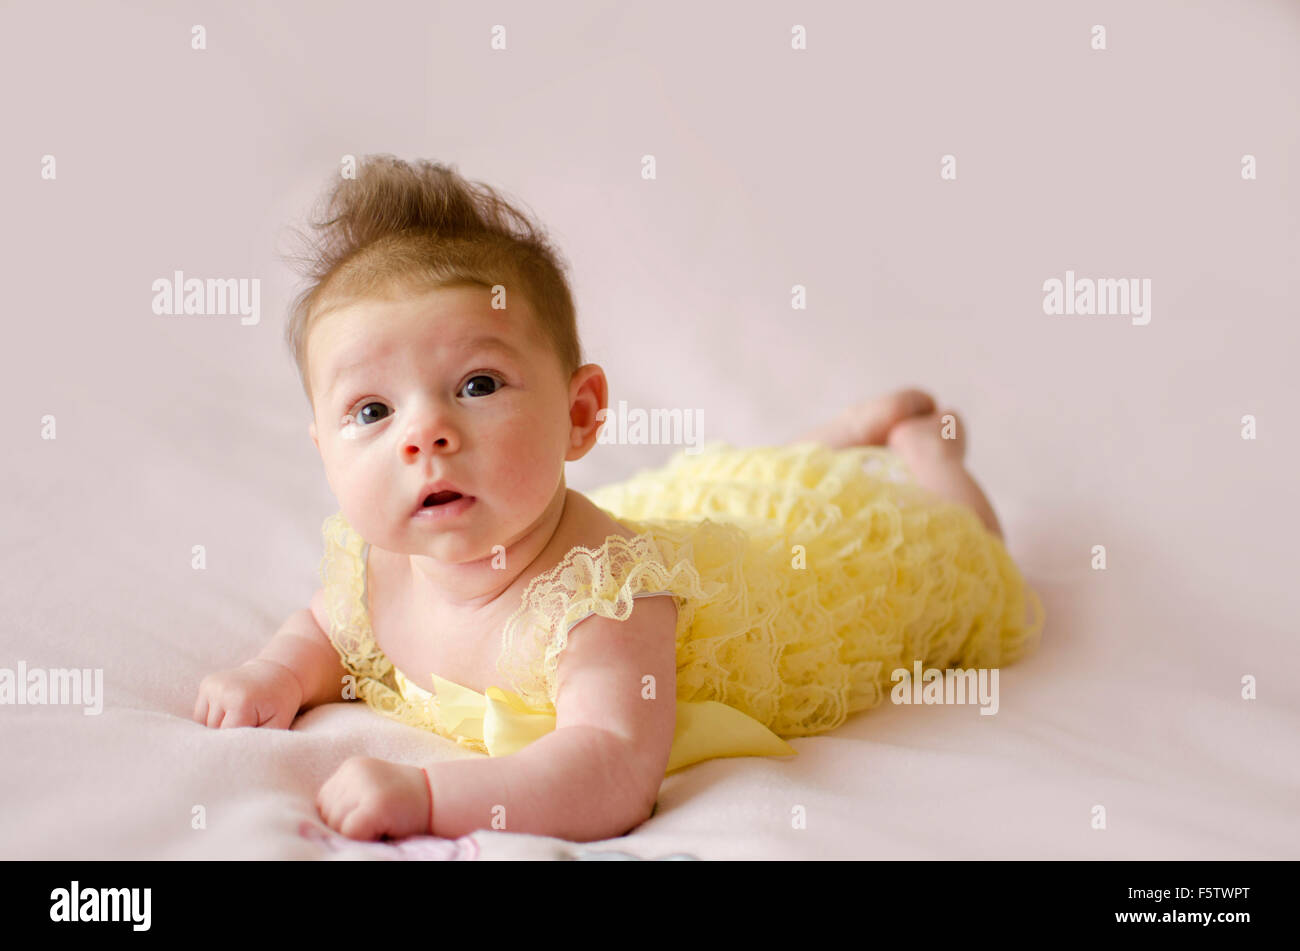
[353,401,391,425]
[459,374,502,398]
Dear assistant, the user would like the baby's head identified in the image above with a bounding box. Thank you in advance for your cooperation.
[284,155,607,563]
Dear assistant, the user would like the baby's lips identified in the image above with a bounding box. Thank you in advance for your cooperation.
[413,479,468,512]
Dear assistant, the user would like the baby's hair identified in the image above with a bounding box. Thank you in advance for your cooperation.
[282,154,584,407]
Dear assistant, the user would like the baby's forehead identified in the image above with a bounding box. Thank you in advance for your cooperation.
[321,281,536,337]
[306,285,547,384]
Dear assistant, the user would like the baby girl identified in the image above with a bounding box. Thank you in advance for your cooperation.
[193,155,1044,843]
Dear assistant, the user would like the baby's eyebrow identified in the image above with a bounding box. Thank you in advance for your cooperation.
[324,335,521,396]
[461,335,522,357]
[323,352,376,398]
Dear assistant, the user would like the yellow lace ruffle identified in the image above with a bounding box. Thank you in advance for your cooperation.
[582,440,1047,737]
[496,531,727,710]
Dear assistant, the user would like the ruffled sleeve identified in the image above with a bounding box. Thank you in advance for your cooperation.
[496,531,724,710]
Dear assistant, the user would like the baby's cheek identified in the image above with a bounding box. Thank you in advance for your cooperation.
[506,451,562,512]
[337,467,394,539]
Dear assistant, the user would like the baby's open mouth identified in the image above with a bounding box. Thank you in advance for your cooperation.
[412,481,473,519]
[422,491,463,507]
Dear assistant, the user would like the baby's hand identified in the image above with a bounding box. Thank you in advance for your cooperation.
[317,756,432,840]
[192,659,303,730]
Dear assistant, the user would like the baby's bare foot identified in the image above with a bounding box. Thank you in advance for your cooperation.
[799,388,936,449]
[886,409,967,467]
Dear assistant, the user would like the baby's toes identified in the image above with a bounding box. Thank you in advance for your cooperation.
[841,388,937,446]
[887,410,967,464]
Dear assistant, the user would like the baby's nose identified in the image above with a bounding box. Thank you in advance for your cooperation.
[400,400,459,456]
[404,434,451,457]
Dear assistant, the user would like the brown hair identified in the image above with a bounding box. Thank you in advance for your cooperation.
[282,155,584,407]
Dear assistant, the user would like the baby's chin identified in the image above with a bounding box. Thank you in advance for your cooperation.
[370,517,502,565]
[403,534,495,565]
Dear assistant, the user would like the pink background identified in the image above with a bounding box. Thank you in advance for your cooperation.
[1,0,1297,859]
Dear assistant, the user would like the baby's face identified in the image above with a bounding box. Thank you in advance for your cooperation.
[306,283,579,564]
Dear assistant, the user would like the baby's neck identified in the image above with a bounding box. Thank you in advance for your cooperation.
[402,484,570,613]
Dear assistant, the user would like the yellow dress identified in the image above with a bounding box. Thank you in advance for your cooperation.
[317,441,1046,775]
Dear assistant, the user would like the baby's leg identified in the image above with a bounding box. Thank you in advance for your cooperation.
[795,389,1002,540]
[886,411,1004,541]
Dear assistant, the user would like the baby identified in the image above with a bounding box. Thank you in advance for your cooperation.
[193,155,1040,844]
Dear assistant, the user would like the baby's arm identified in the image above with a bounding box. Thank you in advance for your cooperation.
[424,594,679,841]
[255,588,350,711]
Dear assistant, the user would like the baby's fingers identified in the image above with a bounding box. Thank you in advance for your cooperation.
[217,701,263,728]
[316,782,356,836]
[207,696,237,729]
[192,694,210,727]
[338,806,383,841]
[212,683,266,728]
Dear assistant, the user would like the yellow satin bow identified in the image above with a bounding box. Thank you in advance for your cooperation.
[393,669,796,774]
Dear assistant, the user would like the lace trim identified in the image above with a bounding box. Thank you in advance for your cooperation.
[496,530,725,710]
[319,514,390,684]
